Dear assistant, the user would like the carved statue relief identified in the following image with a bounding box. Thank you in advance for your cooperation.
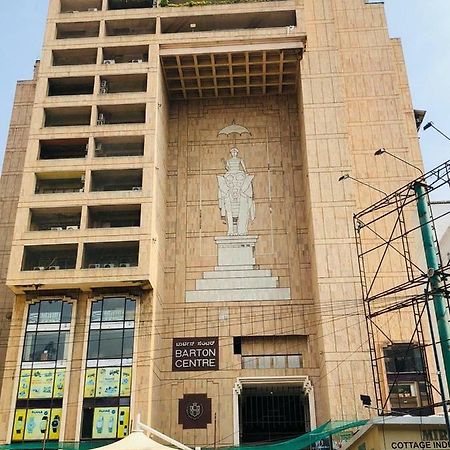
[218,148,255,236]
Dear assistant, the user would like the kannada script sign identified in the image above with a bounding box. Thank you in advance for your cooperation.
[172,337,219,371]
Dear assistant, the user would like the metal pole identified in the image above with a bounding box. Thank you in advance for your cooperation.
[424,288,450,438]
[213,413,217,450]
[414,182,450,394]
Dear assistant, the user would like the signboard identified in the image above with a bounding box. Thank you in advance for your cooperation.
[120,367,132,396]
[172,337,219,371]
[92,407,118,439]
[96,367,120,397]
[17,370,31,399]
[84,368,97,398]
[29,369,55,399]
[53,369,65,398]
[23,408,50,441]
[117,407,130,438]
[12,409,26,441]
[178,394,212,429]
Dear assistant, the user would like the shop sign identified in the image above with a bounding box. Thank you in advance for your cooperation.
[172,337,219,371]
[17,370,31,399]
[178,394,212,429]
[95,367,121,397]
[23,408,50,441]
[29,369,55,399]
[92,407,118,439]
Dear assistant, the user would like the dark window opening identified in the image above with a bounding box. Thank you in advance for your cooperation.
[94,136,144,157]
[30,207,82,231]
[48,77,94,96]
[22,244,78,271]
[108,0,153,10]
[45,107,91,127]
[56,21,100,39]
[105,18,155,36]
[39,138,88,159]
[83,241,139,269]
[88,205,141,228]
[35,173,85,194]
[102,45,148,64]
[99,74,147,94]
[52,48,97,66]
[91,169,142,192]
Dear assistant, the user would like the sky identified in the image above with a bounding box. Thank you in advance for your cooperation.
[0,0,449,173]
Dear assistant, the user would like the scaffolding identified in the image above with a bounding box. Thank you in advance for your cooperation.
[354,159,450,416]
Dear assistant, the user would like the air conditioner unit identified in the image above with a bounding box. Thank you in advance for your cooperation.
[103,59,115,64]
[88,7,98,11]
[131,59,143,63]
[50,226,64,231]
[66,225,79,230]
[100,80,108,94]
[103,263,116,268]
[71,10,80,13]
[48,265,60,270]
[79,188,85,192]
[34,266,46,271]
[95,143,103,152]
[97,113,106,125]
[89,263,102,269]
[132,186,142,191]
[119,263,131,268]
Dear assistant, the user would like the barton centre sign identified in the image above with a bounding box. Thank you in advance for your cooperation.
[172,337,219,371]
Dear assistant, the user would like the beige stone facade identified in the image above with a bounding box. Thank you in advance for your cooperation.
[0,0,431,447]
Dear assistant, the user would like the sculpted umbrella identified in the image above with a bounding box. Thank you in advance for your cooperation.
[218,121,251,146]
[94,430,179,450]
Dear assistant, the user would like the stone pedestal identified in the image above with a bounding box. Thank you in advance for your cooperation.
[185,235,291,302]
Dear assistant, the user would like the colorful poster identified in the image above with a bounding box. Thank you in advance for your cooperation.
[48,408,62,440]
[120,367,132,397]
[117,407,130,438]
[92,407,118,439]
[23,409,50,441]
[12,409,26,441]
[96,367,120,398]
[84,368,97,398]
[29,369,54,399]
[17,370,31,399]
[53,369,65,398]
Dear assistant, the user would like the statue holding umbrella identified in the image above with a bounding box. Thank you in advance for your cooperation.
[217,122,255,236]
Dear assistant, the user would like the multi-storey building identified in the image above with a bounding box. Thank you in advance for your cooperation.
[0,0,430,447]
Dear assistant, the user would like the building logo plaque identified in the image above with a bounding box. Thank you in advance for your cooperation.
[178,394,211,429]
[172,337,219,371]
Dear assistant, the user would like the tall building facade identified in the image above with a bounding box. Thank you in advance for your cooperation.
[0,0,428,446]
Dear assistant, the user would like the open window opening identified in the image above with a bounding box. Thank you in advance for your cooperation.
[22,244,78,271]
[44,107,91,127]
[96,104,146,125]
[35,172,85,194]
[99,74,147,94]
[94,136,144,157]
[60,0,102,13]
[102,45,148,64]
[88,205,141,228]
[107,0,153,10]
[39,138,88,160]
[56,21,100,39]
[91,169,142,192]
[52,48,98,66]
[48,77,94,96]
[30,207,82,231]
[105,18,156,36]
[83,241,139,268]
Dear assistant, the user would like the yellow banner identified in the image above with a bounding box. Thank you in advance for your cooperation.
[117,407,130,438]
[92,407,118,439]
[48,408,62,440]
[17,370,31,400]
[120,367,132,397]
[29,369,54,399]
[23,409,50,441]
[12,409,26,441]
[84,368,97,398]
[54,369,65,398]
[96,367,120,397]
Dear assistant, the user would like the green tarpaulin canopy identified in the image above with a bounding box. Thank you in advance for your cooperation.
[0,420,367,450]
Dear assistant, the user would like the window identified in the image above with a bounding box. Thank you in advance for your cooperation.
[12,300,73,443]
[82,297,136,440]
[241,354,303,370]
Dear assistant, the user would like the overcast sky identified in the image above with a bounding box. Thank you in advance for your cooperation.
[0,0,449,173]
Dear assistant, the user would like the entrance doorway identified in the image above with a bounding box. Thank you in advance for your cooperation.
[239,385,309,444]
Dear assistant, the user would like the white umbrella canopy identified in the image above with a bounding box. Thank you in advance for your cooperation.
[95,430,177,450]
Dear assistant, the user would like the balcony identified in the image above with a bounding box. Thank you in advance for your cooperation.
[45,107,91,127]
[97,104,146,125]
[60,0,102,13]
[35,173,85,194]
[29,207,82,231]
[52,48,98,66]
[48,77,95,96]
[105,18,156,36]
[39,138,88,159]
[161,10,296,33]
[91,169,142,192]
[107,0,153,10]
[22,244,78,271]
[83,241,139,269]
[99,74,147,94]
[94,136,144,157]
[88,205,141,228]
[56,21,100,39]
[102,45,148,65]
